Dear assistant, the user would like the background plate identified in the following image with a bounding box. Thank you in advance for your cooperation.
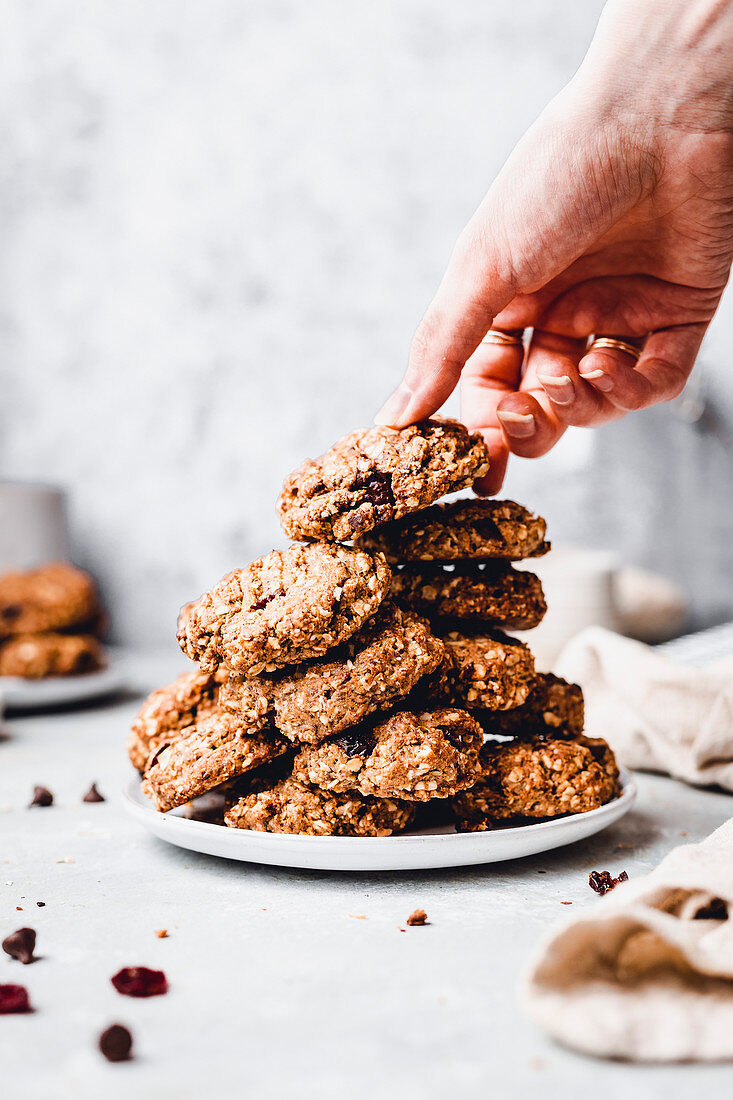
[0,647,129,710]
[124,769,636,872]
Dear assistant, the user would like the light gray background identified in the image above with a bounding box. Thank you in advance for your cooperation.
[1,0,732,644]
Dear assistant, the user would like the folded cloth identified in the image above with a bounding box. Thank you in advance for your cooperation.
[523,820,733,1061]
[555,626,733,791]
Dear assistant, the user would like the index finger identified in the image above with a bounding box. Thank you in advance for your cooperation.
[460,336,525,495]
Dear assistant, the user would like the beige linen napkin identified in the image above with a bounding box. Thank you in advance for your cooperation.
[523,820,733,1061]
[554,626,733,791]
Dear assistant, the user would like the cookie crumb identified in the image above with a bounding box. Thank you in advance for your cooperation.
[560,901,573,905]
[99,1024,133,1062]
[348,914,366,920]
[155,929,169,938]
[589,869,628,896]
[406,909,428,926]
[29,786,53,808]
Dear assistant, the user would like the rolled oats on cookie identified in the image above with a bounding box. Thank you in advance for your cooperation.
[390,561,546,629]
[450,735,621,831]
[356,499,549,563]
[477,674,584,740]
[418,628,535,711]
[277,418,490,543]
[177,543,391,677]
[224,776,416,836]
[291,707,484,801]
[221,601,443,745]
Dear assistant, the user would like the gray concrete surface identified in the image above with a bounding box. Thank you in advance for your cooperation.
[1,649,732,1099]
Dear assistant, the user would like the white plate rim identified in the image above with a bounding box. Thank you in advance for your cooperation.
[123,768,637,871]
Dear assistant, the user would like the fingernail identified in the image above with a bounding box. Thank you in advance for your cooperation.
[375,384,412,426]
[580,368,613,393]
[537,373,573,406]
[496,410,535,438]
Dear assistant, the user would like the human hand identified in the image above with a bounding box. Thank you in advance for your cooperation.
[376,0,733,492]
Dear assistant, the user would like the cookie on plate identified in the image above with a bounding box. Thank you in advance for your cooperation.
[291,708,483,801]
[356,499,549,563]
[477,674,584,740]
[390,562,546,629]
[0,562,101,639]
[221,601,443,745]
[128,667,270,772]
[277,418,490,543]
[224,776,416,836]
[420,628,535,711]
[141,712,288,813]
[0,633,105,679]
[450,735,621,831]
[177,543,391,677]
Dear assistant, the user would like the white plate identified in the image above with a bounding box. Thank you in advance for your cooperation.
[0,647,129,710]
[123,769,636,872]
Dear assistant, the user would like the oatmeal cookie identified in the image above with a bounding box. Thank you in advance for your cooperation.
[142,711,288,812]
[450,736,621,831]
[356,499,549,563]
[477,674,584,740]
[0,633,104,679]
[390,562,546,628]
[277,418,490,542]
[224,776,415,836]
[128,667,270,772]
[177,543,391,676]
[221,601,443,745]
[291,708,483,801]
[0,562,101,639]
[419,628,535,711]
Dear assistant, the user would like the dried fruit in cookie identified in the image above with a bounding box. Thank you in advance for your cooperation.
[177,543,391,676]
[224,777,416,837]
[222,602,443,745]
[277,418,490,543]
[391,562,546,629]
[450,736,621,831]
[291,708,484,801]
[0,561,101,639]
[356,498,549,563]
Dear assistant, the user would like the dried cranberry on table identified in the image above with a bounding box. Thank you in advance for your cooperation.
[111,966,168,997]
[588,869,629,896]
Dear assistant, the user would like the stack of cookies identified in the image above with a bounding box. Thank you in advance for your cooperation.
[130,418,620,835]
[0,562,106,679]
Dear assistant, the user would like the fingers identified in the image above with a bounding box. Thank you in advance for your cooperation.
[527,329,611,427]
[460,337,525,495]
[577,325,705,411]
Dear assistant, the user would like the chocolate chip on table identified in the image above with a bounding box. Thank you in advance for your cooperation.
[2,928,37,964]
[588,869,629,896]
[406,909,428,926]
[111,967,168,997]
[99,1024,133,1062]
[694,896,728,920]
[82,783,105,803]
[29,786,53,808]
[0,984,31,1014]
[36,902,45,908]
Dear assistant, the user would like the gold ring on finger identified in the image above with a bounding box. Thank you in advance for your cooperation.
[589,336,643,362]
[481,328,525,348]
